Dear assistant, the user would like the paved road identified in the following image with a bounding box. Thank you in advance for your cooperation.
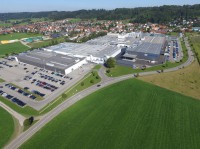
[5,37,194,149]
[0,101,26,126]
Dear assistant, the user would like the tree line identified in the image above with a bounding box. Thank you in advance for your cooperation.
[0,4,200,24]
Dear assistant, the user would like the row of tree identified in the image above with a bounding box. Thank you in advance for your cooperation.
[0,4,200,24]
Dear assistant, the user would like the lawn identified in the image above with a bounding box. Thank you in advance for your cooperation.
[0,33,41,41]
[0,107,15,148]
[21,79,200,149]
[0,42,30,57]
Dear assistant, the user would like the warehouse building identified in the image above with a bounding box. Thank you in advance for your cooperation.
[15,50,87,75]
[122,36,166,63]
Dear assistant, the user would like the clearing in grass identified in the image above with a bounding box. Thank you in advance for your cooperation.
[21,79,200,149]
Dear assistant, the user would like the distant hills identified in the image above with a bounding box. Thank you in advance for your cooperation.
[0,4,200,23]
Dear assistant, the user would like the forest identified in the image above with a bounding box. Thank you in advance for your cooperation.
[0,4,200,23]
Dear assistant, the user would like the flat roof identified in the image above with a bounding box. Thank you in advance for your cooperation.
[17,50,84,70]
[127,36,166,55]
[44,35,121,58]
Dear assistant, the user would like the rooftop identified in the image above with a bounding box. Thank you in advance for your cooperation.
[45,35,121,58]
[17,50,83,70]
[127,36,166,55]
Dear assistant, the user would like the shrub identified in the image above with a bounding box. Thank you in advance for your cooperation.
[62,94,67,99]
[106,69,110,73]
[81,82,84,86]
[90,80,94,83]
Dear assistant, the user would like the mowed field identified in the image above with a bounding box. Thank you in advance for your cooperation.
[140,60,200,100]
[0,42,29,57]
[0,33,41,41]
[0,107,14,148]
[21,79,200,149]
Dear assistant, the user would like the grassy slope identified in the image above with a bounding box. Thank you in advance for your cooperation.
[139,60,200,100]
[0,107,14,148]
[190,35,200,59]
[0,42,29,57]
[21,79,200,149]
[0,33,41,41]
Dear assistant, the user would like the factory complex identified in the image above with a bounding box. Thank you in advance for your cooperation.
[16,32,170,75]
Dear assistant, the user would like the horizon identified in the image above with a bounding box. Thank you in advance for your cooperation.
[1,0,200,13]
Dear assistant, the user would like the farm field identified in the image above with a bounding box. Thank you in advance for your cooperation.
[0,33,41,41]
[21,79,200,149]
[0,42,30,57]
[0,107,15,148]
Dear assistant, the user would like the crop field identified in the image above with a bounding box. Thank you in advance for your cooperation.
[0,33,41,41]
[0,107,14,148]
[21,79,200,149]
[0,42,30,57]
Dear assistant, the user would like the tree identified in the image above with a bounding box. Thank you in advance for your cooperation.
[90,80,94,83]
[24,116,34,127]
[105,57,116,68]
[106,69,110,73]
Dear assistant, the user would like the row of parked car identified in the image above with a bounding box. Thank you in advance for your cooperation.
[0,61,13,68]
[31,90,45,97]
[5,84,36,100]
[31,79,58,92]
[37,73,66,85]
[0,90,26,107]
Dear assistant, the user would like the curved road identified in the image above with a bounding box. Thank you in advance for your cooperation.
[5,37,194,149]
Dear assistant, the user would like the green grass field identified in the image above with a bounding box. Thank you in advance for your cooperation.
[0,33,41,41]
[0,107,15,148]
[21,79,200,149]
[0,42,30,57]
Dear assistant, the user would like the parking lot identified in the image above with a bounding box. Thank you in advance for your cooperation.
[0,57,94,110]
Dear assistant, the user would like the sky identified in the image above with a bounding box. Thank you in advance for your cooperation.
[1,0,200,12]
